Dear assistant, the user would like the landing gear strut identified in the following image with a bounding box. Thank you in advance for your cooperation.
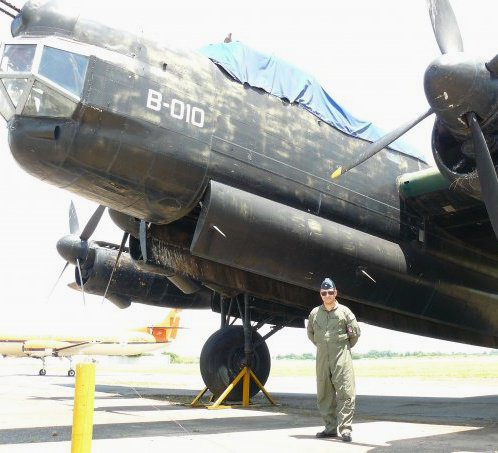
[67,357,75,377]
[38,357,46,376]
[193,294,279,407]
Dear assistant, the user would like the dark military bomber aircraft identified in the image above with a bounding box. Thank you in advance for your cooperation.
[1,0,497,400]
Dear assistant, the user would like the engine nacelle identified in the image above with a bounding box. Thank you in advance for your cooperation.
[72,246,211,309]
[432,118,498,201]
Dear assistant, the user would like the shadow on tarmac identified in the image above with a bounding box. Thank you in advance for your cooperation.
[0,414,320,444]
[354,424,497,452]
[292,434,380,448]
[85,384,498,424]
[6,383,495,447]
[40,382,498,423]
[291,427,498,452]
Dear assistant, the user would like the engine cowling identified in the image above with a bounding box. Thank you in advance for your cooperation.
[431,118,498,200]
[71,246,212,310]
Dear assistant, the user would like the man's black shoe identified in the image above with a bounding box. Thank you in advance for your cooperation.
[315,430,338,438]
[342,432,352,442]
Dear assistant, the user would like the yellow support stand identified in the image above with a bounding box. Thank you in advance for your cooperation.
[71,363,96,453]
[191,366,276,409]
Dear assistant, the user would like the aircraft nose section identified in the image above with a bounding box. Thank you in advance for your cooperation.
[56,234,88,265]
[424,53,496,132]
[8,116,74,185]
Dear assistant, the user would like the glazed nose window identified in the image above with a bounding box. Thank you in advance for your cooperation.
[38,46,89,96]
[0,43,89,121]
[0,44,36,73]
[0,44,36,120]
[23,81,76,117]
[2,78,28,107]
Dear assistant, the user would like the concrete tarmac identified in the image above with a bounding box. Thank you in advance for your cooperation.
[0,358,497,452]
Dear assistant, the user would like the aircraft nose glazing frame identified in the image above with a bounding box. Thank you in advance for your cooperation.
[0,38,89,122]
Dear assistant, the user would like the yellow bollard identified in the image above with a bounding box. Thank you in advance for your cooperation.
[71,363,96,453]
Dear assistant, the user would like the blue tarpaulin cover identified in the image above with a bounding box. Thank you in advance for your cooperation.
[199,42,426,163]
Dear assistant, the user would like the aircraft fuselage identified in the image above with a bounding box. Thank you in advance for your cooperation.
[8,38,422,241]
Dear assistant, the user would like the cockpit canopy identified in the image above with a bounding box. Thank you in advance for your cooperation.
[0,39,89,121]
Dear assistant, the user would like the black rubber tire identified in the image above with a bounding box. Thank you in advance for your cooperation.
[68,369,75,377]
[200,326,271,402]
[39,369,46,376]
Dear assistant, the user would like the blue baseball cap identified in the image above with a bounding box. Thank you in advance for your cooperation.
[320,278,335,290]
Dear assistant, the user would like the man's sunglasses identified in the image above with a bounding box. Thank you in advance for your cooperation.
[320,290,335,296]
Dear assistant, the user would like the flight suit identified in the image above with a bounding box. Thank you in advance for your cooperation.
[307,302,360,435]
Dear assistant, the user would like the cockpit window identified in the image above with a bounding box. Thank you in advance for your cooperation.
[0,88,13,120]
[10,15,22,37]
[0,44,36,73]
[2,78,28,107]
[38,46,89,97]
[0,43,89,121]
[23,81,76,117]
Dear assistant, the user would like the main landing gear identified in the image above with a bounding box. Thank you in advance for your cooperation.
[67,357,75,377]
[37,356,75,376]
[193,294,282,408]
[39,357,46,376]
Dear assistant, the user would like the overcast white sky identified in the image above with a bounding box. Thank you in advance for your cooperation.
[0,0,496,356]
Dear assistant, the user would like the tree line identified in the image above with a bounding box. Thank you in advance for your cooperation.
[274,350,498,360]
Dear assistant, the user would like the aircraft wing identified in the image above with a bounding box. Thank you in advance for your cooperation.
[52,341,95,357]
[399,167,498,254]
[23,340,94,357]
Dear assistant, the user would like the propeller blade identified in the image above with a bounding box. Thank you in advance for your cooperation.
[139,220,148,262]
[101,232,129,304]
[69,201,79,234]
[427,0,464,54]
[79,205,105,241]
[46,261,69,302]
[331,107,434,179]
[467,112,498,239]
[76,258,86,306]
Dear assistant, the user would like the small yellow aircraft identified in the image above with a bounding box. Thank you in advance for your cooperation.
[0,309,181,376]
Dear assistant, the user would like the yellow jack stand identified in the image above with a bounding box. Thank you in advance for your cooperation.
[191,366,276,409]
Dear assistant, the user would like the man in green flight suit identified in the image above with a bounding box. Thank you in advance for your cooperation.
[307,278,361,442]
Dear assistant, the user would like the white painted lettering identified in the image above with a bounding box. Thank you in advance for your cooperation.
[146,89,162,111]
[146,89,205,128]
[185,103,191,124]
[171,99,184,120]
[191,107,205,128]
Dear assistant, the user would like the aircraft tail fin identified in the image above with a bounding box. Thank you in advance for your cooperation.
[148,309,182,343]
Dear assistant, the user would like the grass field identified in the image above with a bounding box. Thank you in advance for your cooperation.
[92,355,498,379]
[9,354,496,380]
[271,356,498,379]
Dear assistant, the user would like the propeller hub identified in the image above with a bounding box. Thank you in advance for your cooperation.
[56,234,89,265]
[424,53,497,134]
